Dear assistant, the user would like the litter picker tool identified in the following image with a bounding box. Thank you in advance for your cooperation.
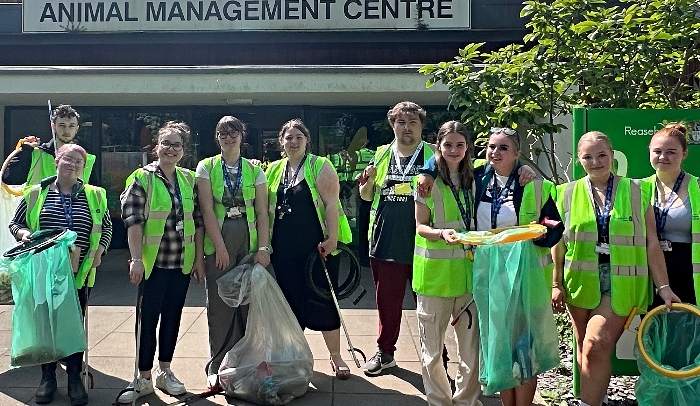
[314,244,367,368]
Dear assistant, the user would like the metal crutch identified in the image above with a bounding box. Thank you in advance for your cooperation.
[82,281,95,393]
[317,246,366,368]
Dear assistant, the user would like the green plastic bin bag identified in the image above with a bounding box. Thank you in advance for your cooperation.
[472,240,559,396]
[634,305,700,406]
[2,230,87,367]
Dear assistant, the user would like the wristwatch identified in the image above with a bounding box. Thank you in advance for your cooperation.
[258,246,272,253]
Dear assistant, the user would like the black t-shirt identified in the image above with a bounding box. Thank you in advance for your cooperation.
[369,150,425,264]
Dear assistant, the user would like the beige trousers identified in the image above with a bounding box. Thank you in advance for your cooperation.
[417,293,482,406]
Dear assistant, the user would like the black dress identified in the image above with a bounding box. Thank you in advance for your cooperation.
[271,179,341,331]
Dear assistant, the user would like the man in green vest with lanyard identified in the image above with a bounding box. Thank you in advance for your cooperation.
[2,104,98,186]
[359,101,436,376]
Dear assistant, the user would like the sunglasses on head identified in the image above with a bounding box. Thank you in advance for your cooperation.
[490,127,517,136]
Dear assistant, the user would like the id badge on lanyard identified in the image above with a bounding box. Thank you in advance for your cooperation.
[655,172,684,252]
[392,143,422,195]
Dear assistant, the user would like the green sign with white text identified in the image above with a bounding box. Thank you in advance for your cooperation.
[572,108,700,179]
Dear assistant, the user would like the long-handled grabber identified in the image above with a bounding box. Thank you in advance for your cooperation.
[317,246,367,368]
[113,274,145,406]
[82,281,95,393]
[451,298,475,328]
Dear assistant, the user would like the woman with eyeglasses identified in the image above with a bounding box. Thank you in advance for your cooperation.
[266,119,353,379]
[9,144,112,406]
[118,121,205,404]
[473,127,562,406]
[552,131,679,406]
[194,116,270,387]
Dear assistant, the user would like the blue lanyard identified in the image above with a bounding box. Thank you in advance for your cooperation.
[172,174,184,221]
[592,174,614,238]
[283,155,307,196]
[490,171,517,229]
[58,191,74,230]
[654,171,685,239]
[222,158,243,200]
[447,179,472,231]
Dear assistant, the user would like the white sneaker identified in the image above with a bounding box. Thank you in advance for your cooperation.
[116,376,154,404]
[155,368,186,395]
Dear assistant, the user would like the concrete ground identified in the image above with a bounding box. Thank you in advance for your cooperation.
[0,249,546,405]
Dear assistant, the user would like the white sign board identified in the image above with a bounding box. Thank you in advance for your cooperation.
[23,0,471,32]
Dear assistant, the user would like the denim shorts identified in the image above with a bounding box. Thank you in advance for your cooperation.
[599,263,611,296]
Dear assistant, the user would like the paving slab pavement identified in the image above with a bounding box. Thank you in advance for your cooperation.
[0,249,545,406]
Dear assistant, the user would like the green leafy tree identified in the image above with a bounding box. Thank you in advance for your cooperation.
[421,0,700,183]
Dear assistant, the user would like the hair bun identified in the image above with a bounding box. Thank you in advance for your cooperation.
[664,122,688,136]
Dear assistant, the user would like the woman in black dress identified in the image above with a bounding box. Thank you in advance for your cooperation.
[266,119,353,379]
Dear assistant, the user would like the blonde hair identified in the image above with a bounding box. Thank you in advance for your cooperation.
[577,131,612,156]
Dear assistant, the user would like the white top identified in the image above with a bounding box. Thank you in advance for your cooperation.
[476,174,517,231]
[195,159,266,186]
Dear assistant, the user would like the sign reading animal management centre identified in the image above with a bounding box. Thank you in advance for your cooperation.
[23,0,470,32]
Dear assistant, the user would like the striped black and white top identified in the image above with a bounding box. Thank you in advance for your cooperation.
[9,188,113,264]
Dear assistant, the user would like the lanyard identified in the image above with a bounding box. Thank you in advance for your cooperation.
[392,142,423,182]
[283,155,307,196]
[591,174,614,238]
[172,174,184,222]
[58,191,74,230]
[654,171,685,238]
[447,179,472,231]
[222,158,243,200]
[490,170,517,229]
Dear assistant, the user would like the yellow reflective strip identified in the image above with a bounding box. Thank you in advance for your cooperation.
[692,233,700,244]
[431,185,446,225]
[564,259,597,272]
[143,235,162,245]
[609,235,646,246]
[571,231,597,242]
[147,211,170,220]
[611,265,648,277]
[539,254,553,268]
[433,221,463,229]
[693,264,700,274]
[415,246,467,260]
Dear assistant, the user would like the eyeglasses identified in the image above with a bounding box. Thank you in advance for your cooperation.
[490,127,517,136]
[160,140,183,151]
[216,130,241,139]
[60,157,84,167]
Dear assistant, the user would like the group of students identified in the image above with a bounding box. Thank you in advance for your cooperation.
[4,102,698,406]
[357,102,696,406]
[4,105,353,405]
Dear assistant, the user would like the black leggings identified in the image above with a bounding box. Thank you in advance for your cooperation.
[137,267,190,372]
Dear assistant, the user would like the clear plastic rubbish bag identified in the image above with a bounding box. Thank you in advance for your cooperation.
[634,304,700,406]
[217,254,254,307]
[2,230,87,367]
[218,264,314,405]
[472,240,559,395]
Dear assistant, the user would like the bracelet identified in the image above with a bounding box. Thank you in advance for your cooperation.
[130,258,143,263]
[552,282,563,289]
[655,284,670,294]
[258,246,271,253]
[438,229,446,240]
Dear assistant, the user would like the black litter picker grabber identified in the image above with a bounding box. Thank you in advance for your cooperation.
[306,242,367,368]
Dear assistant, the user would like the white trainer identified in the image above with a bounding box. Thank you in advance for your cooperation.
[155,368,186,396]
[116,376,154,404]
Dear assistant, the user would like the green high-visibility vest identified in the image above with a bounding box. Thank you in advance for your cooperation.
[642,174,700,301]
[556,177,651,316]
[25,181,107,288]
[266,154,352,247]
[200,155,262,255]
[518,179,557,287]
[413,177,473,297]
[368,141,435,241]
[28,148,96,186]
[352,148,375,181]
[125,167,196,279]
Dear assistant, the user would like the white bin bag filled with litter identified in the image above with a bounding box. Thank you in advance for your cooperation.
[218,264,314,405]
